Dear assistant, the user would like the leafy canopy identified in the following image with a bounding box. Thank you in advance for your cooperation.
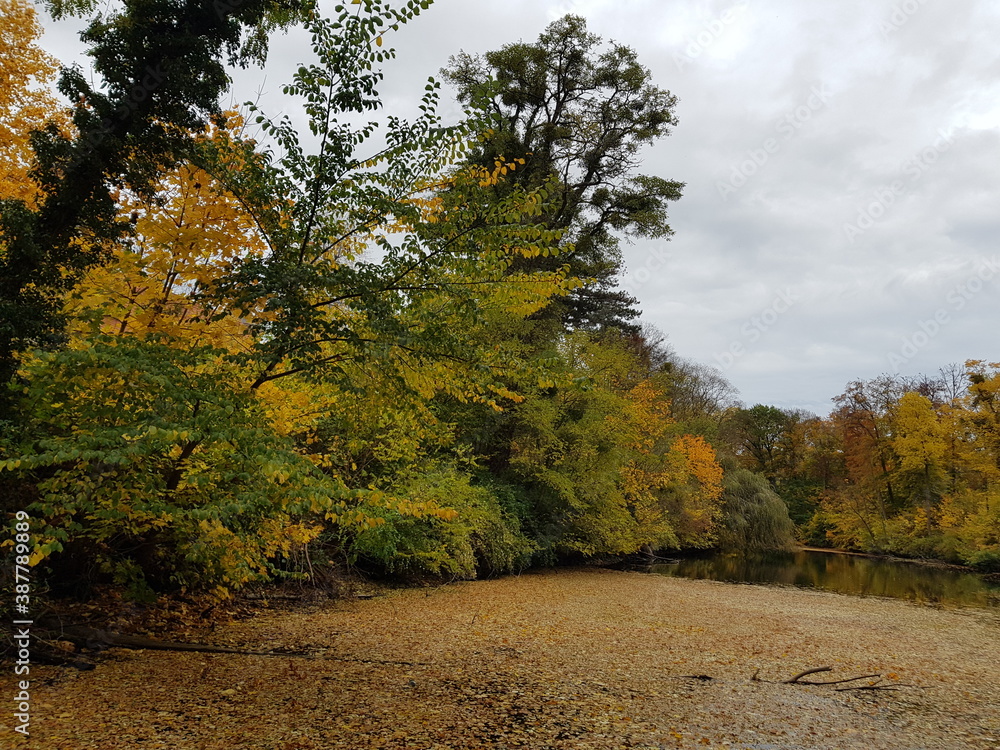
[443,15,684,334]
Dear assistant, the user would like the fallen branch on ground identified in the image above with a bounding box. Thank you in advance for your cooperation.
[783,666,834,683]
[834,677,914,692]
[783,666,882,685]
[751,666,891,687]
[44,626,309,658]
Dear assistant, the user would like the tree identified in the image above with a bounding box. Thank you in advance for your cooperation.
[501,333,723,557]
[4,338,339,595]
[0,0,75,413]
[965,360,1000,490]
[443,14,683,334]
[833,376,912,518]
[727,367,1000,567]
[0,0,309,415]
[715,466,795,552]
[0,0,71,204]
[724,404,794,480]
[2,0,585,593]
[662,357,739,430]
[893,391,947,528]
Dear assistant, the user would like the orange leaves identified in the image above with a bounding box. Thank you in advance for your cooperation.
[67,157,270,349]
[672,434,724,502]
[467,156,527,188]
[666,434,724,545]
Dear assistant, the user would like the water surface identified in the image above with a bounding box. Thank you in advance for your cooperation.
[649,549,1000,608]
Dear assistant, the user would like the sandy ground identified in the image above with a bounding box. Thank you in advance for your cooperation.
[2,567,999,749]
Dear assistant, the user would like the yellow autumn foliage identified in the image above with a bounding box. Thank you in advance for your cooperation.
[0,0,72,205]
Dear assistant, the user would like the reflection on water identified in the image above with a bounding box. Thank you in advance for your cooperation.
[649,549,1000,608]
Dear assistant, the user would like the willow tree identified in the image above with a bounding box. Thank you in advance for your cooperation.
[716,467,796,552]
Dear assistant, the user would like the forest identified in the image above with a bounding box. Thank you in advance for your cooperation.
[1,0,998,615]
[729,369,1000,571]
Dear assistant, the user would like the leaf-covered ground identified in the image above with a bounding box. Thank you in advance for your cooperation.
[3,567,999,749]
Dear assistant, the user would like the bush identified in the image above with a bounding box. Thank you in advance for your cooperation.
[1,339,335,594]
[963,548,1000,572]
[349,465,536,578]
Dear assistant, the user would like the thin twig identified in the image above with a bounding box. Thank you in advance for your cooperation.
[799,673,883,686]
[835,684,906,692]
[783,666,832,683]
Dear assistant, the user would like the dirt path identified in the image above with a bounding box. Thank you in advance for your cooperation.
[3,567,999,749]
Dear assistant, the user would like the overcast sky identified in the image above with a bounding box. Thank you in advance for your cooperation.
[40,0,1000,416]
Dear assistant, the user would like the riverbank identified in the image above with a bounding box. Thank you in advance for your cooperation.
[628,547,1000,608]
[798,545,998,574]
[3,567,998,749]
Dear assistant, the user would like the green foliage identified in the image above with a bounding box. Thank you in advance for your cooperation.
[443,14,683,333]
[715,468,797,552]
[495,333,723,557]
[2,0,581,594]
[198,3,574,410]
[349,465,535,578]
[722,404,795,479]
[1,0,746,599]
[964,549,1000,573]
[772,477,825,528]
[2,337,341,592]
[0,0,309,410]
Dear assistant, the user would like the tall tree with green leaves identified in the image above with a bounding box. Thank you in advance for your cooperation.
[443,14,683,335]
[723,404,794,480]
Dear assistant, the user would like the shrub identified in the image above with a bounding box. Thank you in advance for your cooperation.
[349,465,535,578]
[1,339,335,594]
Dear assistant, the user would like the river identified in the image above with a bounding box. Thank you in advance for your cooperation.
[648,548,1000,608]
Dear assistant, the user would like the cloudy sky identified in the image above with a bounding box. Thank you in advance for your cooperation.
[40,0,1000,416]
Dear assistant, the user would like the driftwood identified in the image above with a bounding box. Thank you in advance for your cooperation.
[782,666,882,686]
[713,666,913,692]
[783,666,833,683]
[834,676,915,692]
[35,626,429,668]
[23,637,97,671]
[749,665,893,689]
[46,626,306,658]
